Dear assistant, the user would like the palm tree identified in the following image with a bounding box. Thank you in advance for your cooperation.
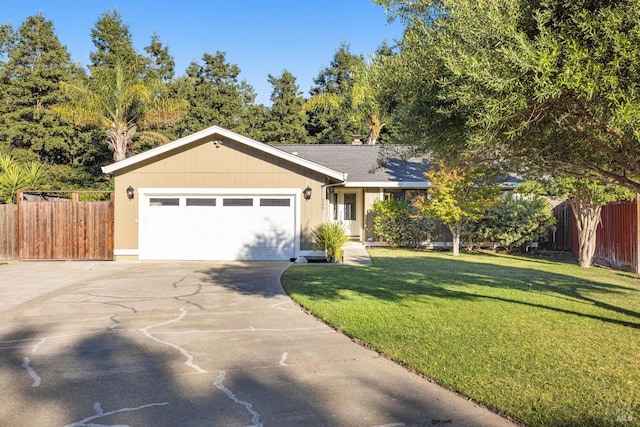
[0,154,49,204]
[54,62,187,162]
[350,62,387,146]
[304,71,386,146]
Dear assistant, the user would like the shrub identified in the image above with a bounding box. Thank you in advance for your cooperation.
[372,196,436,247]
[462,195,556,251]
[311,222,350,262]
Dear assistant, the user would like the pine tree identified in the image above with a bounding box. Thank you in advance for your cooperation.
[0,14,79,164]
[90,9,144,72]
[144,32,175,82]
[168,51,251,137]
[263,70,307,144]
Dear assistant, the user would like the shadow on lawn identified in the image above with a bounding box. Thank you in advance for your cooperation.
[283,252,640,329]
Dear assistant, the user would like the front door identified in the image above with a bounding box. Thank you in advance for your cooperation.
[333,190,362,238]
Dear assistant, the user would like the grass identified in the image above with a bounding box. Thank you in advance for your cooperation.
[281,249,640,427]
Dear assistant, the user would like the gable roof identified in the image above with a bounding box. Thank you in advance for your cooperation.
[101,125,346,181]
[274,144,432,188]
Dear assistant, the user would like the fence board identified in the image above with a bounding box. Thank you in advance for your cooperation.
[548,201,574,251]
[0,204,18,260]
[593,200,638,273]
[557,198,640,273]
[18,198,114,260]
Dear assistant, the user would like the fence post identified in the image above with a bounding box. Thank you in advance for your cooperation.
[16,190,22,261]
[636,193,640,275]
[109,192,115,260]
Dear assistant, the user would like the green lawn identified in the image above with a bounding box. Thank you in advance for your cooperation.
[281,249,640,427]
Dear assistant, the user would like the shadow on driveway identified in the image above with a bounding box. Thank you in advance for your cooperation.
[0,261,515,426]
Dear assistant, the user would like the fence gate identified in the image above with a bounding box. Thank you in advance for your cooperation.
[17,191,114,260]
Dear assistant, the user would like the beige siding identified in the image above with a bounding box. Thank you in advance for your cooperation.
[364,188,383,241]
[113,138,326,254]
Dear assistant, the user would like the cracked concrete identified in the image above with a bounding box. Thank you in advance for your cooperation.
[0,261,517,427]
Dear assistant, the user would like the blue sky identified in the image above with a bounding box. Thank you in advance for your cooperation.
[3,1,405,105]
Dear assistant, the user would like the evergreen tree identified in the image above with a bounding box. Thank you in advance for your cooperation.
[168,51,250,137]
[305,44,365,144]
[89,9,144,72]
[0,14,79,164]
[237,81,268,141]
[0,23,13,64]
[144,32,175,82]
[310,43,363,97]
[263,70,307,144]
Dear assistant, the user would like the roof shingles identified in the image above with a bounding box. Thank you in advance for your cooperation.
[274,145,431,184]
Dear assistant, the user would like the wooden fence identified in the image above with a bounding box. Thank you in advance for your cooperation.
[0,192,114,261]
[0,204,17,261]
[547,200,573,251]
[592,197,639,273]
[554,196,640,273]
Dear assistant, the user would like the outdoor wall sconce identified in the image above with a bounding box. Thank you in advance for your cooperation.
[126,185,135,200]
[303,186,312,200]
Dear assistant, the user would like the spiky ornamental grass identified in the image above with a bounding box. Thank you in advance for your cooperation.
[310,222,350,262]
[282,249,640,426]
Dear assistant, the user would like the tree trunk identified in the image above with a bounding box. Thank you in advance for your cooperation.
[106,122,137,162]
[568,197,602,268]
[365,115,384,145]
[449,222,462,256]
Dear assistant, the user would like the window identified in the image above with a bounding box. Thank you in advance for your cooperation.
[260,198,290,207]
[186,198,216,206]
[149,198,179,206]
[344,193,356,221]
[223,198,253,207]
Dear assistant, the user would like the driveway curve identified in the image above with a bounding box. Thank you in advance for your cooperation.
[0,261,516,427]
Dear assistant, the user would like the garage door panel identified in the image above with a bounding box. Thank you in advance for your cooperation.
[146,204,185,259]
[143,193,295,261]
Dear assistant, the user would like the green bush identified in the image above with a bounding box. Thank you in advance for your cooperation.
[311,222,350,262]
[372,196,436,247]
[462,195,556,251]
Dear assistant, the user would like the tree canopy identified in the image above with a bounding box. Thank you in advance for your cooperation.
[305,44,365,144]
[167,51,249,138]
[414,164,501,256]
[379,0,640,191]
[0,14,79,164]
[54,61,187,162]
[374,0,640,266]
[263,70,307,144]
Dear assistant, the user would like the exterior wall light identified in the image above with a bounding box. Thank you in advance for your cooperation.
[303,186,312,200]
[126,185,135,200]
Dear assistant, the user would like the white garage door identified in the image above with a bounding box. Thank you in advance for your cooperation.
[142,192,296,261]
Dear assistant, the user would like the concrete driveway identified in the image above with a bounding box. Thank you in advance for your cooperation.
[0,261,516,427]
